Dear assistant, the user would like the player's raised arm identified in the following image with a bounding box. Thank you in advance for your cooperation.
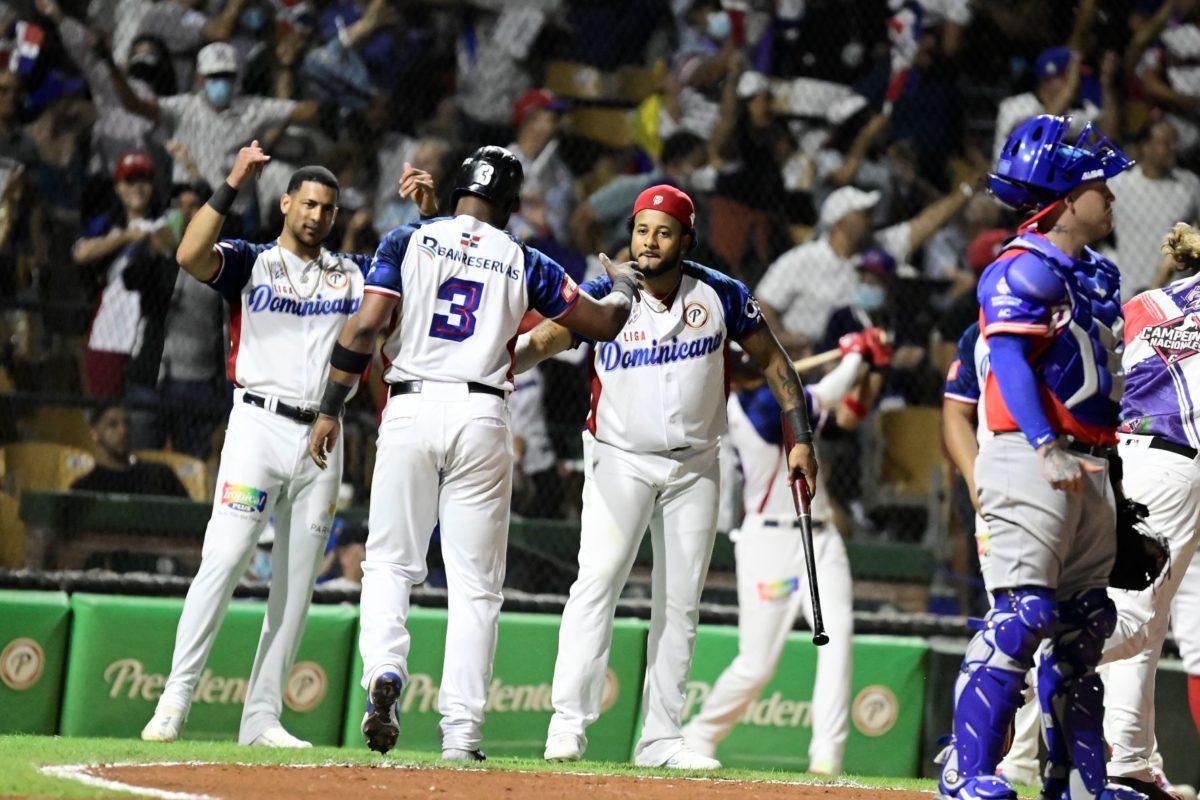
[176,140,270,282]
[738,322,819,495]
[555,253,641,343]
[309,291,398,469]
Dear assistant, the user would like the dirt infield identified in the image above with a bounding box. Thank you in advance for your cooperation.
[72,763,936,800]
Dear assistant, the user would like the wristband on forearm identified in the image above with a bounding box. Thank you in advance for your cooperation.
[330,342,371,374]
[612,274,637,301]
[785,405,814,444]
[207,181,238,216]
[318,380,352,418]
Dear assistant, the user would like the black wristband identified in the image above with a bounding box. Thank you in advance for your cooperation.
[786,406,814,444]
[330,342,371,374]
[207,181,238,216]
[612,274,637,301]
[319,380,352,419]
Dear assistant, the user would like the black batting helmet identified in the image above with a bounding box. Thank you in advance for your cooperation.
[450,145,524,215]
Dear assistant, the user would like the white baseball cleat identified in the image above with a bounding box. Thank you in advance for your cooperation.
[809,758,842,777]
[660,747,722,770]
[140,707,186,742]
[249,725,312,748]
[442,748,486,762]
[997,759,1041,788]
[544,735,583,762]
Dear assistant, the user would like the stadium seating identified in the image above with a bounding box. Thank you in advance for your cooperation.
[0,442,95,495]
[134,450,211,503]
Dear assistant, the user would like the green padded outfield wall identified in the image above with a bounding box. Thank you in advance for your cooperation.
[343,608,648,759]
[682,629,929,776]
[0,590,70,734]
[59,593,356,744]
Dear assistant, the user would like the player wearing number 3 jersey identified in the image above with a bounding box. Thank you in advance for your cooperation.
[309,146,640,760]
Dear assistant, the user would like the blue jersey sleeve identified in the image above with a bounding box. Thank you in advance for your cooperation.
[207,239,264,302]
[686,262,766,341]
[943,323,980,404]
[989,333,1056,448]
[978,252,1067,338]
[523,245,580,320]
[78,213,114,241]
[364,223,419,298]
[343,252,373,276]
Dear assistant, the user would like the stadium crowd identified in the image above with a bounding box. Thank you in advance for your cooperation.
[3,0,1200,602]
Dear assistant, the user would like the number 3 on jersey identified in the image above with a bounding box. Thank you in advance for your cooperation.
[429,278,484,341]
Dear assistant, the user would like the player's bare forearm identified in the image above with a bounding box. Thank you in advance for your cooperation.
[176,204,225,282]
[557,291,632,343]
[742,325,806,417]
[942,398,980,508]
[328,293,395,386]
[514,320,573,374]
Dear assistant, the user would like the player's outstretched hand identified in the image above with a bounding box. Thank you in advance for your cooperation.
[228,140,271,190]
[598,252,643,292]
[309,414,340,470]
[788,442,818,498]
[399,162,438,217]
[1036,440,1102,492]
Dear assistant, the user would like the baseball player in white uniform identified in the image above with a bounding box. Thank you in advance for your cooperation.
[514,184,819,769]
[141,142,438,747]
[1099,223,1200,799]
[308,146,640,760]
[681,331,886,775]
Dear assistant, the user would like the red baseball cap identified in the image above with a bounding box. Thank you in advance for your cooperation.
[114,151,155,183]
[632,184,696,232]
[512,88,567,128]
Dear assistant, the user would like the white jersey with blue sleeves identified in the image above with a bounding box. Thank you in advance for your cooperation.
[365,214,579,391]
[582,261,765,453]
[942,322,992,444]
[206,239,370,403]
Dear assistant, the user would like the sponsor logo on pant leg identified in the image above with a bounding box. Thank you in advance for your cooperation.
[757,576,800,601]
[221,482,268,514]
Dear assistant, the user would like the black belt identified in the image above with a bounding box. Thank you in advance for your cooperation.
[242,392,318,425]
[1147,435,1199,460]
[762,519,825,530]
[389,380,505,399]
[1064,439,1113,458]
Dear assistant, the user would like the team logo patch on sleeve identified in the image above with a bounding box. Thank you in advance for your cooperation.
[684,301,709,329]
[757,576,799,601]
[560,274,578,303]
[221,482,268,513]
[744,298,762,320]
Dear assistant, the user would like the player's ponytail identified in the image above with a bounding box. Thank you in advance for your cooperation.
[1162,222,1200,271]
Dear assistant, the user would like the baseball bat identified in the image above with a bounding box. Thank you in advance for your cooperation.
[791,348,842,373]
[782,414,829,647]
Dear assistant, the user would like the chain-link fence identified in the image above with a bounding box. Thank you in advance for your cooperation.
[0,0,1192,616]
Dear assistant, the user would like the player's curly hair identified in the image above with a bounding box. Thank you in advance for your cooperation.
[1163,222,1200,270]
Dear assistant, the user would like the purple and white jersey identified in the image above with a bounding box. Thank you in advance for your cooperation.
[1121,275,1200,447]
[206,239,370,403]
[580,261,765,453]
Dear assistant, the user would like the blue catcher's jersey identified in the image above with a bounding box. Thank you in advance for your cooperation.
[976,231,1123,444]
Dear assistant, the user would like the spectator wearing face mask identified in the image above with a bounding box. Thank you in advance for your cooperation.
[107,42,322,221]
[37,0,174,179]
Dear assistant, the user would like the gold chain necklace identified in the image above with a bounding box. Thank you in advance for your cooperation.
[278,248,323,301]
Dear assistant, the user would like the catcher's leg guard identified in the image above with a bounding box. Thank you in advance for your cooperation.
[1037,588,1119,800]
[939,588,1057,797]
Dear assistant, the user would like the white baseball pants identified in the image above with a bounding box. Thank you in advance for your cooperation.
[358,383,512,752]
[158,399,341,744]
[546,434,719,767]
[682,515,854,773]
[1172,553,1200,676]
[1100,438,1200,782]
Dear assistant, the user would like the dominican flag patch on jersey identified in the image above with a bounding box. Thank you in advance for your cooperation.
[460,232,480,249]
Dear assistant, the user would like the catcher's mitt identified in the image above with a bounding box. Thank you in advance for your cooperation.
[1108,498,1169,591]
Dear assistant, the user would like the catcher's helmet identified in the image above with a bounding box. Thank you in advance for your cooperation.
[988,114,1133,213]
[450,145,524,214]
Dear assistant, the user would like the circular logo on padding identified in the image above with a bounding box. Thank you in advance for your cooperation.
[1,638,45,691]
[851,684,899,737]
[284,661,328,712]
